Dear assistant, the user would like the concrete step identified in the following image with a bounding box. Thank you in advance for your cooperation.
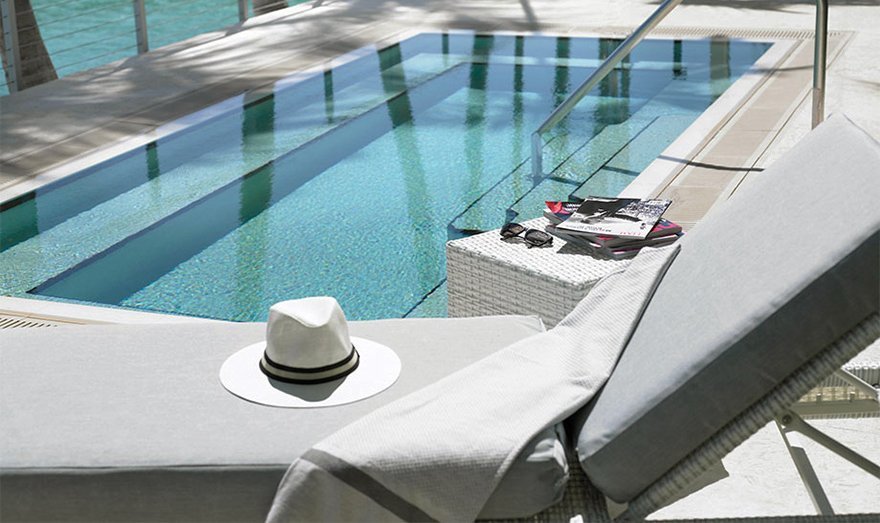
[447,70,709,233]
[507,78,711,220]
[570,113,694,200]
[449,114,654,232]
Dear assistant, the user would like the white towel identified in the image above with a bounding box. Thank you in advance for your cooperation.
[268,245,679,522]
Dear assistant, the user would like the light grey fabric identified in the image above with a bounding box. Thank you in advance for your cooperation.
[0,315,560,522]
[267,245,679,522]
[575,114,880,502]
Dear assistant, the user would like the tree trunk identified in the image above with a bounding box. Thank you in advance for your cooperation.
[0,0,57,92]
[253,0,288,16]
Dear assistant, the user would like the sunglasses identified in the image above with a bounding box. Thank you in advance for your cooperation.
[500,223,553,248]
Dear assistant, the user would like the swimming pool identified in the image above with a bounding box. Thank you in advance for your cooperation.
[0,33,771,321]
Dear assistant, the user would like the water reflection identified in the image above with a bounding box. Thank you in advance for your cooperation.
[553,37,572,161]
[235,95,276,318]
[461,36,495,239]
[323,70,335,124]
[710,39,731,98]
[379,42,439,311]
[673,39,685,78]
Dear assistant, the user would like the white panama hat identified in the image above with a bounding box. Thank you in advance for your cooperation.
[220,297,401,408]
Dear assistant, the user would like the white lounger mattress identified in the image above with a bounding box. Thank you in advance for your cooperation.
[0,315,567,522]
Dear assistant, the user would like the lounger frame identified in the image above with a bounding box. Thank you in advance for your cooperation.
[622,313,880,520]
[495,313,880,522]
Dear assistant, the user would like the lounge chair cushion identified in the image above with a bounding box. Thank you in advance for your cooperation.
[573,114,880,501]
[0,315,565,522]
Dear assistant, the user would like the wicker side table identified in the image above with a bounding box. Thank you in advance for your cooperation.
[446,218,630,327]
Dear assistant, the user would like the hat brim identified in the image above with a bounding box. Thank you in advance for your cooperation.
[219,336,400,408]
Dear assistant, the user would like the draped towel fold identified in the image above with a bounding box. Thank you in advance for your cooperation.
[268,245,679,522]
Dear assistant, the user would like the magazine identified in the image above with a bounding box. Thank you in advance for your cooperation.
[565,218,681,247]
[546,201,682,246]
[543,201,582,223]
[547,225,682,259]
[554,197,672,239]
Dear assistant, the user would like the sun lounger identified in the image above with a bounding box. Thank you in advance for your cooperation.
[0,315,576,521]
[1,114,877,522]
[546,113,880,520]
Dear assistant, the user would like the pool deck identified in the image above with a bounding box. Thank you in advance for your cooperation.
[1,0,879,519]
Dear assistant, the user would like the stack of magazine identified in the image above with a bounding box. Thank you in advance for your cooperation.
[544,197,682,259]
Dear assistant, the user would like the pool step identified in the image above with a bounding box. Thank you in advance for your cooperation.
[449,70,709,234]
[0,57,449,256]
[557,74,717,200]
[446,132,574,234]
[506,115,665,217]
[500,71,718,222]
[449,115,654,232]
[510,114,695,215]
[3,61,465,295]
[569,113,695,200]
[550,69,714,196]
[28,66,473,304]
[449,112,695,233]
[462,54,711,73]
[404,280,448,318]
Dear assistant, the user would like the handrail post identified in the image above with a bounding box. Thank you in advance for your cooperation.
[133,0,149,54]
[238,0,249,22]
[0,0,22,93]
[811,0,828,129]
[531,0,683,178]
[530,132,543,183]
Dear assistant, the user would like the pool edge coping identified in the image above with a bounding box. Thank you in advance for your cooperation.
[617,36,797,199]
[0,295,223,325]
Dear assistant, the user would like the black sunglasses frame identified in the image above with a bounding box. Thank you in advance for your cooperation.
[500,222,553,248]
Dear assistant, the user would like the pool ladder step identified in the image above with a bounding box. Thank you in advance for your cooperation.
[566,113,694,200]
[449,114,661,233]
[508,114,694,217]
[449,61,724,235]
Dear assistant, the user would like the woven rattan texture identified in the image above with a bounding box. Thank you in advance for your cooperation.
[485,458,880,521]
[621,313,880,519]
[447,218,629,326]
[645,515,880,522]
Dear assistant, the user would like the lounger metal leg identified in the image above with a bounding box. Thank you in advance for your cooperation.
[775,419,834,515]
[777,410,880,515]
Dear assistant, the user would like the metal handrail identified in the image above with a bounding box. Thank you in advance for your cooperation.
[132,0,148,54]
[812,0,828,129]
[530,0,684,179]
[530,0,831,178]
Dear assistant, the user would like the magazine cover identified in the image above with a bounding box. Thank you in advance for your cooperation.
[546,201,682,245]
[544,201,583,224]
[555,197,672,239]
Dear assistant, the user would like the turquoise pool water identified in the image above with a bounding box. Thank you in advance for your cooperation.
[0,33,771,321]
